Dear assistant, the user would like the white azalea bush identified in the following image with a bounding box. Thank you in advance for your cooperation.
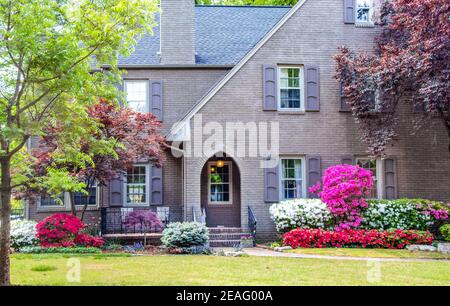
[270,199,332,233]
[361,200,435,230]
[10,220,38,250]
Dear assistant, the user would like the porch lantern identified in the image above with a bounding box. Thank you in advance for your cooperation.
[216,160,225,168]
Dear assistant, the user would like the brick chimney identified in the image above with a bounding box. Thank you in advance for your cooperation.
[160,0,196,65]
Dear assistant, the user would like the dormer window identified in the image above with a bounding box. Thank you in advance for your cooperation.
[356,0,374,24]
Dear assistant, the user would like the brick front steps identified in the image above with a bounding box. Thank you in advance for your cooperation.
[208,227,251,248]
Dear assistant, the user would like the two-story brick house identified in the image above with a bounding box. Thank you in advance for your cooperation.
[27,0,450,241]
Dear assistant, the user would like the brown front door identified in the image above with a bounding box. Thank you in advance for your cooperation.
[201,159,240,227]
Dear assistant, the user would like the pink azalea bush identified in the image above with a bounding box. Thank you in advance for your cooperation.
[36,213,104,248]
[310,164,374,231]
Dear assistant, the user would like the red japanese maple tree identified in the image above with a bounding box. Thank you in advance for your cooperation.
[29,99,166,219]
[335,0,450,156]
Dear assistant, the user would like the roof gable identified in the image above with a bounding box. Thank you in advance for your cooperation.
[168,1,307,140]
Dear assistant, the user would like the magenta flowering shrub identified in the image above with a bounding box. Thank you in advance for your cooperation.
[311,164,374,230]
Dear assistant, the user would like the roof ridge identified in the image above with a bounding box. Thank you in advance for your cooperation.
[195,5,292,8]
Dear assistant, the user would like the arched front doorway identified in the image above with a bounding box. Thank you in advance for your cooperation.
[200,153,241,228]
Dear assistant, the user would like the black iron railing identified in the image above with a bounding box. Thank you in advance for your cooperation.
[248,206,257,245]
[100,207,169,235]
[11,209,24,220]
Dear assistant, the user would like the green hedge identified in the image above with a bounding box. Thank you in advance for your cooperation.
[20,246,102,254]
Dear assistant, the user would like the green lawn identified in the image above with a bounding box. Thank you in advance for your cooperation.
[11,253,450,286]
[286,248,450,259]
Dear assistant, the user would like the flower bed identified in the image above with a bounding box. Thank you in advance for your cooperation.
[283,228,433,249]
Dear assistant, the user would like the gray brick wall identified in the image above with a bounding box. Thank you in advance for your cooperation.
[182,0,450,239]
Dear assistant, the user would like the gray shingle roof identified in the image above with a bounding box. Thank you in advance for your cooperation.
[118,5,291,66]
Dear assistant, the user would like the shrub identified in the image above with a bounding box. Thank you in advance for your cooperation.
[10,220,38,250]
[312,164,374,230]
[20,246,102,254]
[440,224,450,242]
[362,199,449,231]
[124,210,163,232]
[161,222,208,248]
[270,199,332,232]
[36,213,104,248]
[283,228,433,249]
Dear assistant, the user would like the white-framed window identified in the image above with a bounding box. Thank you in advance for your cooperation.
[124,80,148,113]
[208,161,232,205]
[279,157,306,200]
[73,181,98,206]
[356,0,374,24]
[125,165,150,205]
[278,67,304,111]
[40,193,66,207]
[356,157,382,199]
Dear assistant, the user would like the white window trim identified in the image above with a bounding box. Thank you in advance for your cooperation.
[277,66,305,112]
[38,188,100,212]
[207,161,233,205]
[355,0,375,26]
[123,79,149,113]
[124,164,150,206]
[279,156,307,200]
[356,157,383,199]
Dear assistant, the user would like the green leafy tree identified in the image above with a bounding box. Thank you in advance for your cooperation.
[0,0,158,286]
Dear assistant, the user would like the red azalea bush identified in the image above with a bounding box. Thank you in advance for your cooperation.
[283,228,433,249]
[36,213,104,248]
[311,164,374,230]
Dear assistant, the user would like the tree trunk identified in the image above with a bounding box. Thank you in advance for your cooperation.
[0,157,12,286]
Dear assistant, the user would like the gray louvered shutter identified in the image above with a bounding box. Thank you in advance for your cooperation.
[263,65,278,111]
[341,155,354,165]
[344,0,356,24]
[380,90,395,113]
[264,162,279,202]
[413,101,425,113]
[306,155,321,198]
[150,165,163,205]
[384,158,397,200]
[340,83,351,112]
[305,66,320,111]
[110,172,125,207]
[150,80,163,120]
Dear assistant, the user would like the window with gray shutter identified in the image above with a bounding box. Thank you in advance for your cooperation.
[344,0,356,24]
[150,80,163,121]
[305,66,320,111]
[306,155,321,198]
[263,65,278,111]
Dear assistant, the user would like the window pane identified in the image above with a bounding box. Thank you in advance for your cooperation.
[356,0,372,22]
[41,194,64,206]
[125,81,147,113]
[282,159,303,200]
[279,68,302,109]
[126,166,147,204]
[209,163,231,203]
[357,158,378,198]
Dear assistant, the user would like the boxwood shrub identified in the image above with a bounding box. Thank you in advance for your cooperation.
[161,222,208,248]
